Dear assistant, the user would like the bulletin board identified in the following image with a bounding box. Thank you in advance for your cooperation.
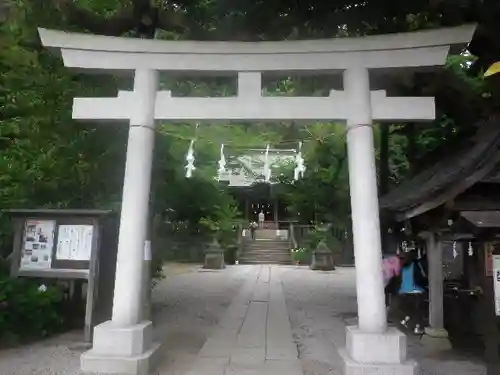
[6,209,119,343]
[9,213,104,279]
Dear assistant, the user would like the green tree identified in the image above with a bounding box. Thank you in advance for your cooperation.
[277,123,350,227]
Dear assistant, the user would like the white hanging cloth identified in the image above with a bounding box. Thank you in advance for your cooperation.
[185,139,196,178]
[217,143,226,180]
[294,141,306,181]
[263,144,271,183]
[468,241,473,256]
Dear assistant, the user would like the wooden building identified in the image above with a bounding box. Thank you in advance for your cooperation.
[380,116,500,362]
[219,147,296,228]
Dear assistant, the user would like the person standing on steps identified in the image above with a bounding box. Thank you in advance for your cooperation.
[249,221,258,240]
[258,210,265,229]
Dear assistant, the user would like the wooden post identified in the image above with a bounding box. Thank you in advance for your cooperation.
[421,231,452,351]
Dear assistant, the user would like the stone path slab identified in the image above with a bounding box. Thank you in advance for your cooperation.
[186,265,303,375]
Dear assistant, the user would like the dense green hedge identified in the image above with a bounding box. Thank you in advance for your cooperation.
[0,262,66,345]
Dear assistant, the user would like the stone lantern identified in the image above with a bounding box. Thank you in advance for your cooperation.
[203,238,226,269]
[310,240,335,271]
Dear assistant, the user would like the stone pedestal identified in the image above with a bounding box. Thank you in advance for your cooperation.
[340,326,418,375]
[310,241,335,271]
[81,321,161,375]
[421,327,452,352]
[204,238,226,269]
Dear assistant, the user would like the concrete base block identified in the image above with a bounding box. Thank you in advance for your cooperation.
[346,325,407,363]
[339,348,418,375]
[421,328,452,352]
[93,320,153,356]
[81,320,161,375]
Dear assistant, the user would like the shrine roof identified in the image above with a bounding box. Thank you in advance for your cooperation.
[461,211,500,228]
[380,116,500,221]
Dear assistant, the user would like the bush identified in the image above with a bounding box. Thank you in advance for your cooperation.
[0,277,65,342]
[291,247,309,263]
[224,244,238,265]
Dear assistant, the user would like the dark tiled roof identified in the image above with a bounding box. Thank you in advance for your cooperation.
[380,116,500,215]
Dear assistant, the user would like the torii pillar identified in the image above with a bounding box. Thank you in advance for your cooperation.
[37,25,475,375]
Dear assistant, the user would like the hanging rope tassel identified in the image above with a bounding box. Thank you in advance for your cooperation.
[217,143,226,181]
[294,141,306,181]
[263,144,271,183]
[185,139,196,178]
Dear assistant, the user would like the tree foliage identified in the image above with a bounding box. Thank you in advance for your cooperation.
[275,123,350,226]
[0,0,497,257]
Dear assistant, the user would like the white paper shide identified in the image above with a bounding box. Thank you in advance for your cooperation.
[56,225,94,261]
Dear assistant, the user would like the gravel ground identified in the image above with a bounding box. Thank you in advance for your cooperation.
[280,266,487,375]
[0,264,251,375]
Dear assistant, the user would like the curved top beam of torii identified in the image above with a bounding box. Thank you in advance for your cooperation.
[38,25,475,73]
[37,25,476,122]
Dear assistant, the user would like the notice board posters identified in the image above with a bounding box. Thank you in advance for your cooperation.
[56,225,94,261]
[20,219,56,270]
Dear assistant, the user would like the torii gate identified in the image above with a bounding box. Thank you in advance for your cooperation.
[38,25,475,375]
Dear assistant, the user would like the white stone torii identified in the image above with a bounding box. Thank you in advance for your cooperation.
[38,25,475,375]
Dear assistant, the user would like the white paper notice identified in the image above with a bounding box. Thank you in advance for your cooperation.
[56,225,94,261]
[20,220,56,271]
[144,240,152,261]
[494,255,500,316]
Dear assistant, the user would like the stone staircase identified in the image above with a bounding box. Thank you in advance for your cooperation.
[239,229,292,265]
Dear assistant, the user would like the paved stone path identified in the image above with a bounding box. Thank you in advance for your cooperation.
[0,264,488,375]
[185,265,302,375]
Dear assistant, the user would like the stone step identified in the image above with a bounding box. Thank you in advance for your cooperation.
[251,231,285,239]
[244,252,290,256]
[241,256,291,261]
[240,256,292,263]
[243,253,291,258]
[244,239,289,244]
[240,254,291,259]
[241,251,291,256]
[245,240,289,244]
[245,243,290,249]
[243,247,290,252]
[239,259,293,265]
[244,247,291,252]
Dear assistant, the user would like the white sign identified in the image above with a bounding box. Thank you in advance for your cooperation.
[144,240,152,261]
[493,255,500,316]
[56,225,94,261]
[20,220,56,270]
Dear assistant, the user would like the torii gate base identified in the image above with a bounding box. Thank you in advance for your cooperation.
[38,25,475,375]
